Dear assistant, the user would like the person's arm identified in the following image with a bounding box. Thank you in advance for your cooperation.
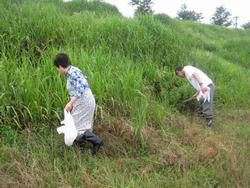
[65,97,77,112]
[65,71,88,112]
[192,91,199,100]
[192,72,208,93]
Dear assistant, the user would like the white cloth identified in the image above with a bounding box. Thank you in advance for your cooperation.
[57,109,78,146]
[196,87,211,103]
[183,66,213,92]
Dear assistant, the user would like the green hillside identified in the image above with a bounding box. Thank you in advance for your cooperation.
[0,0,250,187]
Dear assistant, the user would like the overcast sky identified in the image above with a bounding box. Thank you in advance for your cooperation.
[103,0,250,27]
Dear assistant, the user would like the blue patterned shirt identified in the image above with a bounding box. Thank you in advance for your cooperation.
[66,66,89,98]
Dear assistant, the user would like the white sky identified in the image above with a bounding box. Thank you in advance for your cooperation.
[103,0,250,26]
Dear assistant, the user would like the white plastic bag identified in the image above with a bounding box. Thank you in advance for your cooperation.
[57,109,78,146]
[197,87,210,103]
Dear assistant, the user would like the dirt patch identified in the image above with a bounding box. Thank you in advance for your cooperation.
[197,146,218,163]
[91,111,242,169]
[204,137,219,148]
[183,127,200,143]
[160,148,185,166]
[93,115,176,159]
[93,116,140,157]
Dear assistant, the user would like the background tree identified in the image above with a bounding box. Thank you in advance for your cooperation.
[177,4,203,22]
[211,6,233,27]
[241,21,250,29]
[130,0,154,16]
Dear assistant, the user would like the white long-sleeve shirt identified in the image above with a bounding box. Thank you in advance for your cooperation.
[184,65,213,92]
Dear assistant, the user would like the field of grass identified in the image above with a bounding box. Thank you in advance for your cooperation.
[0,0,250,187]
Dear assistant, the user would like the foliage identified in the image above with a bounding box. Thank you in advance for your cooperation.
[177,4,203,22]
[130,0,154,16]
[211,6,233,27]
[242,21,250,29]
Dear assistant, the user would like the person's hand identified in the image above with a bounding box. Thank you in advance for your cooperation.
[65,101,73,112]
[192,95,197,100]
[201,86,208,93]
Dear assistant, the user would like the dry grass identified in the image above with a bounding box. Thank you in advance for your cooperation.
[1,110,250,187]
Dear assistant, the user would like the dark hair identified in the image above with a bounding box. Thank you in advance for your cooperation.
[54,53,71,68]
[175,66,183,75]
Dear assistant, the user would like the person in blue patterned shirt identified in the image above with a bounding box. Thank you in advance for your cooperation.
[54,53,103,155]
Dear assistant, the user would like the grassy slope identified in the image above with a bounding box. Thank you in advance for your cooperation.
[0,0,250,187]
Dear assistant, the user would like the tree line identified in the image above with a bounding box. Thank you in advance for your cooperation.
[130,0,250,29]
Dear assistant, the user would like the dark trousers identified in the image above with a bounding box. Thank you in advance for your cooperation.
[201,84,214,120]
[77,130,102,149]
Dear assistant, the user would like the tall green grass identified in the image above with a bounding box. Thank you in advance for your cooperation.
[0,0,186,131]
[0,0,250,187]
[62,0,121,17]
[1,0,250,130]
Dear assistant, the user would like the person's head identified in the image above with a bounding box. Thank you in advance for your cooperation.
[54,53,71,74]
[175,66,185,77]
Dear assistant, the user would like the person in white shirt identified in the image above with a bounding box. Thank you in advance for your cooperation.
[175,65,214,127]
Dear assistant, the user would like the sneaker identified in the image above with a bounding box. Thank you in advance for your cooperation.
[207,119,213,128]
[92,141,104,155]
